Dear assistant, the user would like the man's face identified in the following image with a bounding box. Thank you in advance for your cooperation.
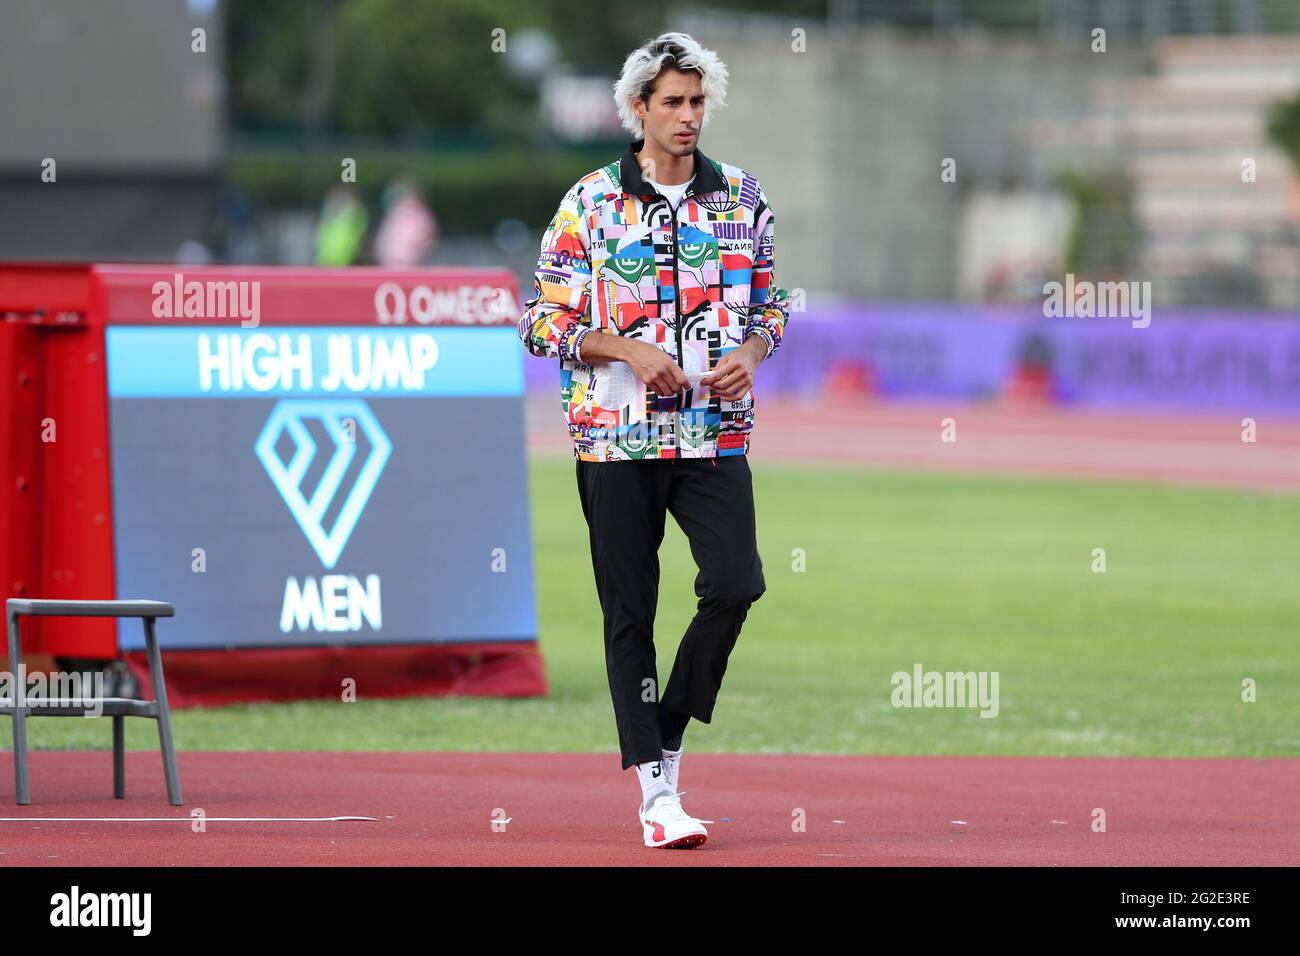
[635,68,705,158]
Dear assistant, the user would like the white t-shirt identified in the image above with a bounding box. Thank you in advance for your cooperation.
[647,174,695,210]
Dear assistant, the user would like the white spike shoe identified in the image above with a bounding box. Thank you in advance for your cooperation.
[640,790,709,849]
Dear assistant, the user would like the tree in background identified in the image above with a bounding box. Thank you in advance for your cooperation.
[227,0,675,140]
[1266,91,1300,177]
[1055,167,1140,279]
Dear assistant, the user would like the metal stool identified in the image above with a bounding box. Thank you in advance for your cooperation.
[3,599,182,806]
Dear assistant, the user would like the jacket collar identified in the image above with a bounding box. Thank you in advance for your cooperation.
[620,137,726,200]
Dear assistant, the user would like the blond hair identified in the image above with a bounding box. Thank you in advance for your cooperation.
[612,32,729,139]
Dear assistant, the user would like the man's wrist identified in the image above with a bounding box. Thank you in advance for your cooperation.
[572,328,634,363]
[742,330,772,364]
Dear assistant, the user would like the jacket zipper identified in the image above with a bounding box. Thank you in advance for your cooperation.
[643,178,697,460]
[670,201,685,460]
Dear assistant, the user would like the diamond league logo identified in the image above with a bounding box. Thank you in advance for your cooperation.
[254,400,392,569]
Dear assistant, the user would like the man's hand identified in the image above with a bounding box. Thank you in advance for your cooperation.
[623,339,691,396]
[700,335,766,401]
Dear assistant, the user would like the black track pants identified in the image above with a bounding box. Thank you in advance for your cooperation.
[575,455,767,770]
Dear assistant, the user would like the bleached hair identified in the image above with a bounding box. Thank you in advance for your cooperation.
[613,32,729,139]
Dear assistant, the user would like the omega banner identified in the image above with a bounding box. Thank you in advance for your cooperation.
[92,265,543,701]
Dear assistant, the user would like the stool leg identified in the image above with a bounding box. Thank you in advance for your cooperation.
[144,617,182,805]
[113,715,125,799]
[7,612,29,806]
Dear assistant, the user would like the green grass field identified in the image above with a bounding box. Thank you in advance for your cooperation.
[29,459,1300,757]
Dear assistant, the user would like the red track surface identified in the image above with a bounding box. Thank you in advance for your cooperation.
[0,752,1294,866]
[526,396,1300,491]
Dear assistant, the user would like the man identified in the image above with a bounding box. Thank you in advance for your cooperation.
[518,32,790,849]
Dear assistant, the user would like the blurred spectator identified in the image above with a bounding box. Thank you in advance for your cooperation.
[374,179,439,268]
[216,186,266,263]
[314,183,368,266]
[175,239,214,265]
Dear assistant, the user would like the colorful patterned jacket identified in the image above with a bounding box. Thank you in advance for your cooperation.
[518,137,791,461]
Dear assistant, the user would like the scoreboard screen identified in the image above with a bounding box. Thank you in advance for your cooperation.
[101,276,537,653]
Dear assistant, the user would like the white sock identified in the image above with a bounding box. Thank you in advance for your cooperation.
[634,760,671,812]
[661,748,682,789]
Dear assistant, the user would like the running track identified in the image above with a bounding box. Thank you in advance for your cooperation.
[0,752,1294,865]
[525,396,1300,490]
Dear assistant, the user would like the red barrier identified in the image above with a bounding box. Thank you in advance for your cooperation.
[1,264,117,657]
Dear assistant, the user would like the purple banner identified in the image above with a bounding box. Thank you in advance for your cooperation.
[523,303,1300,416]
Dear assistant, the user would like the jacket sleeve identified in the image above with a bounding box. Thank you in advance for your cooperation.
[518,183,594,363]
[744,183,791,359]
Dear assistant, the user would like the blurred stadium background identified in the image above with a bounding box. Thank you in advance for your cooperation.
[2,0,1296,758]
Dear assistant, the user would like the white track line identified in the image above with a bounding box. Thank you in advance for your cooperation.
[0,816,378,822]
